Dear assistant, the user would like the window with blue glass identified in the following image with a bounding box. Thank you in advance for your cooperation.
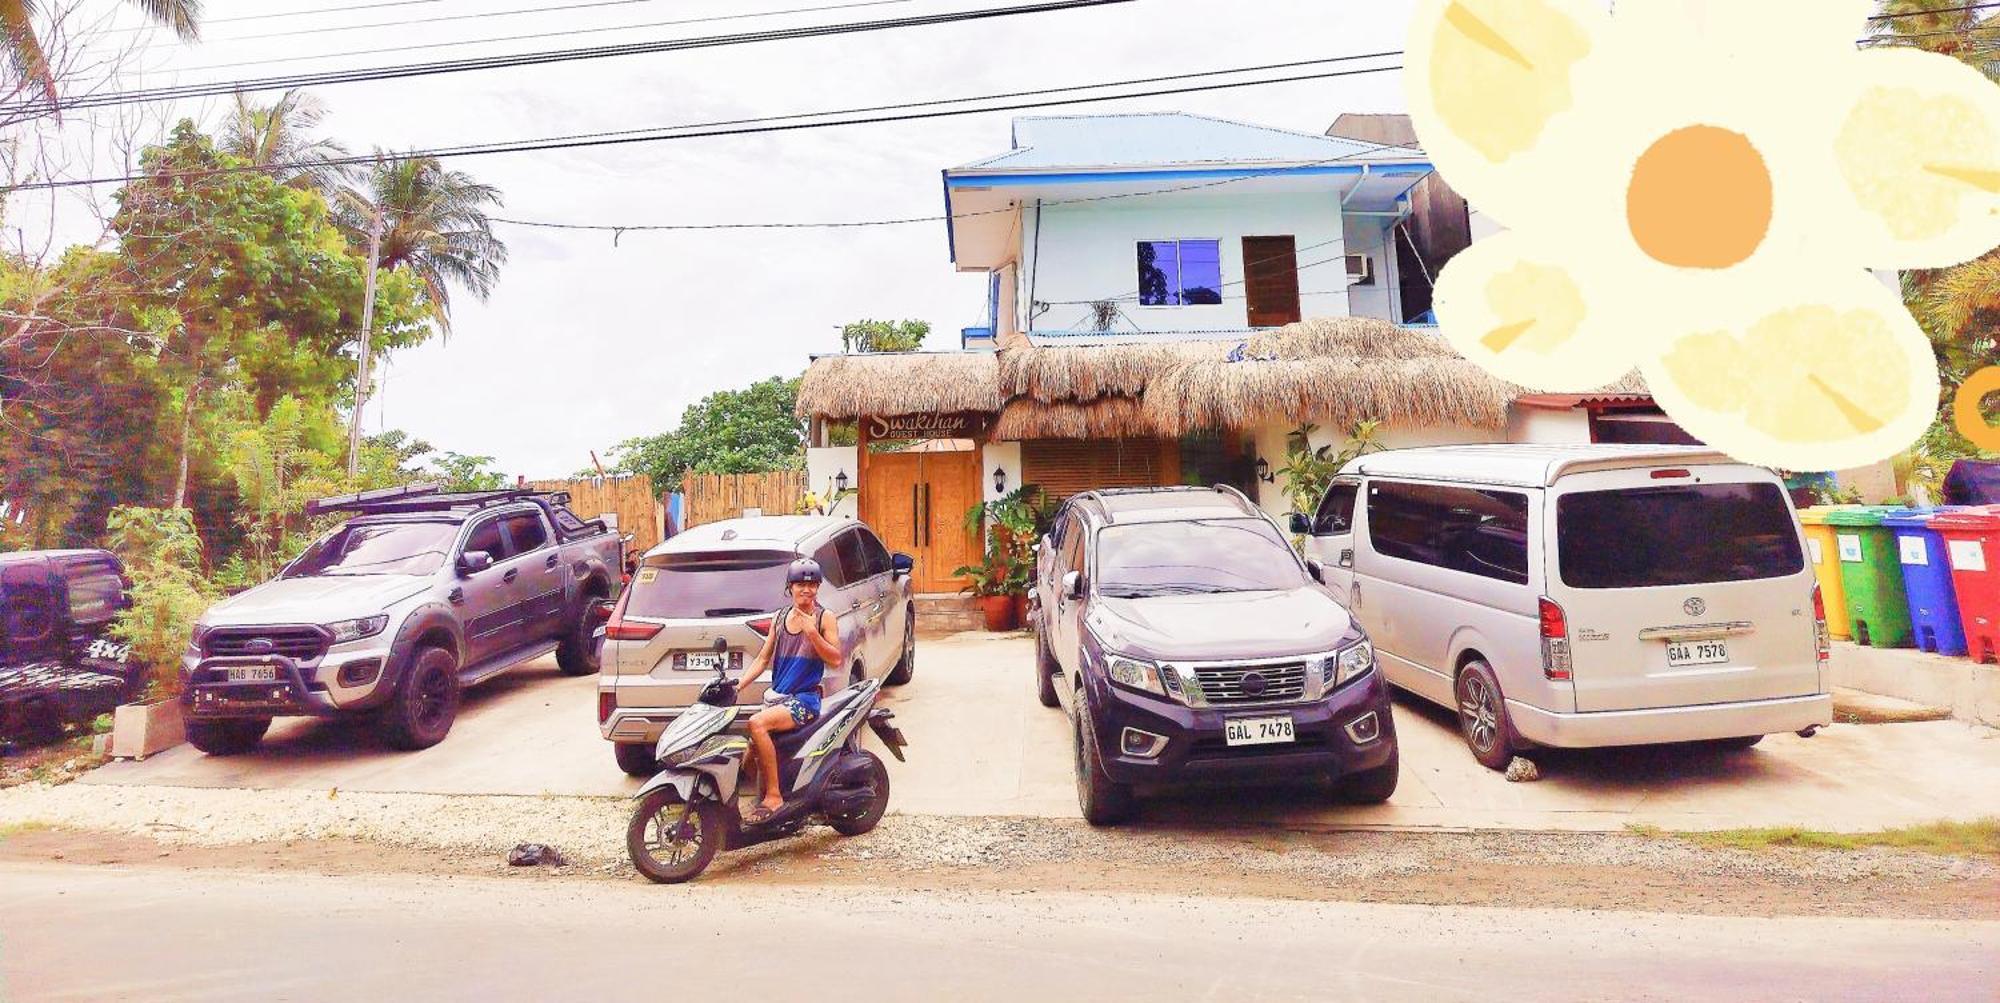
[1136,239,1223,306]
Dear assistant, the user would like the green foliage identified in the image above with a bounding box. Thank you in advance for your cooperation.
[429,451,507,492]
[839,319,929,354]
[103,506,216,694]
[957,485,1050,597]
[952,538,1028,599]
[1276,420,1383,517]
[341,155,508,334]
[609,376,805,491]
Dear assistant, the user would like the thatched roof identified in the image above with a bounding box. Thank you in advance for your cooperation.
[801,317,1648,438]
[795,351,1002,420]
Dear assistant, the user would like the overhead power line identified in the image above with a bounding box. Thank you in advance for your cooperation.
[1868,2,2000,20]
[2,0,1135,116]
[6,56,1406,192]
[219,0,918,45]
[191,0,927,72]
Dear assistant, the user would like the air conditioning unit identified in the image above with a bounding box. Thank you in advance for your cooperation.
[1344,254,1373,283]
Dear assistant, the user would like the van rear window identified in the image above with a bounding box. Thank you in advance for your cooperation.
[1556,483,1803,589]
[627,551,795,619]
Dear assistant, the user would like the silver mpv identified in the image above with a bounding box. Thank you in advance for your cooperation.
[597,516,916,776]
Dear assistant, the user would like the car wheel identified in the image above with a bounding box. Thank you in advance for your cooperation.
[1074,698,1135,826]
[184,717,271,756]
[1033,627,1060,708]
[1707,734,1763,751]
[377,646,460,751]
[614,741,657,777]
[885,617,915,686]
[1335,746,1399,804]
[1455,659,1518,772]
[555,594,604,676]
[827,750,891,837]
[626,790,724,884]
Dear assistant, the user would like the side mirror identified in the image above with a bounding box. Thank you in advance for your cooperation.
[588,598,616,625]
[1304,558,1326,585]
[891,553,914,578]
[1061,570,1084,601]
[1288,512,1312,535]
[458,551,495,576]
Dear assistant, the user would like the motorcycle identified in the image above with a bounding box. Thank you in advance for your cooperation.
[625,660,908,884]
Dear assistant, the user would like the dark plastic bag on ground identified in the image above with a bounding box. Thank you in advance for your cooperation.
[1944,460,2000,505]
[508,843,566,867]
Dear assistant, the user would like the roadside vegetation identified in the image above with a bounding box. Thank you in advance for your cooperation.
[1631,818,2000,858]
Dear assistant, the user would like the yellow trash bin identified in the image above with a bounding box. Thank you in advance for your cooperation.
[1798,505,1858,640]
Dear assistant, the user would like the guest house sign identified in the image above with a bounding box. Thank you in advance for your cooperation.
[866,412,989,440]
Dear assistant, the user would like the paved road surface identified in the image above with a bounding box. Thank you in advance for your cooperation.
[1,863,1992,1002]
[84,633,2000,832]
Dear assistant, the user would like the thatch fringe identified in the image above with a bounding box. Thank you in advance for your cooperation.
[991,397,1162,440]
[794,351,1002,420]
[1145,356,1516,432]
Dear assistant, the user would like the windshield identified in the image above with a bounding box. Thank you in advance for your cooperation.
[626,551,795,619]
[1095,519,1305,596]
[1557,482,1805,589]
[283,522,459,578]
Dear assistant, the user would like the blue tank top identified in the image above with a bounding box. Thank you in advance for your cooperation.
[769,607,828,714]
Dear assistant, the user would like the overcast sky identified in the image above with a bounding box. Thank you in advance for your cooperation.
[40,0,1417,477]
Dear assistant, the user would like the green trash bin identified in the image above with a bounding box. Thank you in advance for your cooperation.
[1824,506,1914,647]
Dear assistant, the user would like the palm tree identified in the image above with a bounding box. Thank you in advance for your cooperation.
[1867,0,2000,82]
[2,0,200,106]
[220,89,352,194]
[340,155,508,335]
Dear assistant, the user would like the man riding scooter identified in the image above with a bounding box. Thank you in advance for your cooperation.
[732,558,842,824]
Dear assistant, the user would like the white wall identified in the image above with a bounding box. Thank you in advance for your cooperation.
[1506,407,1592,444]
[1342,215,1400,322]
[981,441,1022,505]
[1021,192,1354,334]
[1247,421,1505,517]
[804,446,859,520]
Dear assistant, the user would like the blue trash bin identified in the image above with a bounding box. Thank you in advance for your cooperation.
[1882,506,1968,656]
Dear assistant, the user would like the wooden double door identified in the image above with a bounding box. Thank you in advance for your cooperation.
[861,449,981,594]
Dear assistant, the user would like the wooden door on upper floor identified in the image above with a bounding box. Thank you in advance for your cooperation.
[1242,235,1302,328]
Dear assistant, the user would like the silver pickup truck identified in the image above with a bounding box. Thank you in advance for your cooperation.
[181,485,622,754]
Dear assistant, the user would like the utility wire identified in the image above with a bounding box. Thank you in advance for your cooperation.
[2,0,1134,116]
[8,57,1406,192]
[191,0,928,71]
[1868,2,2000,19]
[222,0,918,44]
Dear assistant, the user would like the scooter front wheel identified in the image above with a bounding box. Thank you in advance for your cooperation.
[627,790,725,884]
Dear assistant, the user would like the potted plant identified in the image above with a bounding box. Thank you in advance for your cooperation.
[952,544,1018,632]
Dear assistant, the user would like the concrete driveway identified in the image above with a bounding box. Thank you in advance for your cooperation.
[85,633,2000,833]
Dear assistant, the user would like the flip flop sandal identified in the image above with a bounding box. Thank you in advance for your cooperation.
[742,804,781,825]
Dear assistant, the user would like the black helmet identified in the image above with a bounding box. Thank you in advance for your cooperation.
[786,557,824,585]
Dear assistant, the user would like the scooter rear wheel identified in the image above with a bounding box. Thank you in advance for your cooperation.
[627,790,724,884]
[826,750,890,837]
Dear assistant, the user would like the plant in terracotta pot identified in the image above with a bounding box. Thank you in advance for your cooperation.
[952,543,1018,632]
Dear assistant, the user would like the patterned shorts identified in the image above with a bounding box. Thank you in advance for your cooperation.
[777,696,819,727]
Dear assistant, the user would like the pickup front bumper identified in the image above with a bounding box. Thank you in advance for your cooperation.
[183,655,344,719]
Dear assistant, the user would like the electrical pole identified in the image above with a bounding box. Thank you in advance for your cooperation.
[346,200,385,479]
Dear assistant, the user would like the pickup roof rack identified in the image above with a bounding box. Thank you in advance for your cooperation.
[304,483,568,518]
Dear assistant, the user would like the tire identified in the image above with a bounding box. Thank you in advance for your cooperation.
[555,594,605,676]
[1074,699,1135,826]
[376,646,460,751]
[1454,659,1518,772]
[1033,628,1060,708]
[184,717,271,756]
[614,741,657,777]
[1336,746,1400,804]
[626,790,724,884]
[827,750,891,836]
[1707,734,1764,751]
[884,617,915,686]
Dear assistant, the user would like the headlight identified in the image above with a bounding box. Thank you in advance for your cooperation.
[326,615,390,644]
[1105,655,1167,696]
[1325,640,1374,688]
[187,624,211,649]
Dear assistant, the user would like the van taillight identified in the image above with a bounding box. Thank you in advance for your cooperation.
[1812,584,1830,666]
[604,592,661,641]
[747,617,773,637]
[1539,597,1572,681]
[597,691,616,724]
[1650,468,1691,479]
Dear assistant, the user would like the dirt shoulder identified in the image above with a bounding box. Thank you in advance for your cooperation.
[5,813,1993,922]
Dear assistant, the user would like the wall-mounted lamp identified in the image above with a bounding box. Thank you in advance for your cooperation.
[1254,456,1274,484]
[993,466,1008,495]
[833,469,849,494]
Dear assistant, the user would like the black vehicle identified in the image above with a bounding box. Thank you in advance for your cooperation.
[1030,486,1398,825]
[1,550,140,746]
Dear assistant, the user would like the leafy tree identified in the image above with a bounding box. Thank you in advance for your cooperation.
[341,154,508,334]
[103,505,214,693]
[839,318,929,354]
[610,376,804,491]
[1868,0,2000,82]
[221,88,352,194]
[1278,420,1383,519]
[429,451,507,492]
[2,0,200,107]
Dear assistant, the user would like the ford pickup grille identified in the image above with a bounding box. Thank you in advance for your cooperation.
[1192,662,1307,704]
[203,627,328,662]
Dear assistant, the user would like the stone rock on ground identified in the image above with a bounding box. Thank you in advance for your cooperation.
[1504,757,1541,783]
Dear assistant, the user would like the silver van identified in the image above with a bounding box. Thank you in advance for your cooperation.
[597,516,915,776]
[1295,444,1832,770]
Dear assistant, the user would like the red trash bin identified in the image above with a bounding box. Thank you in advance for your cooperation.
[1926,505,2000,663]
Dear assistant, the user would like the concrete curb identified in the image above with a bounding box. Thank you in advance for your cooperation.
[1830,643,2000,729]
